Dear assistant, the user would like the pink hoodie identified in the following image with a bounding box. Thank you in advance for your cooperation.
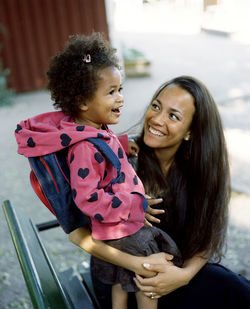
[15,111,147,240]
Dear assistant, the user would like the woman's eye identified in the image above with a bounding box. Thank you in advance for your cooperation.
[151,103,160,110]
[170,113,179,121]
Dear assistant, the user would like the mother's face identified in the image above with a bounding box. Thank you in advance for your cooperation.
[143,85,195,151]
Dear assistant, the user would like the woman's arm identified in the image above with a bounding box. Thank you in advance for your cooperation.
[69,226,172,278]
[134,252,208,298]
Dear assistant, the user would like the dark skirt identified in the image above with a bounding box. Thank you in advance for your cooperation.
[91,262,250,309]
[91,225,183,292]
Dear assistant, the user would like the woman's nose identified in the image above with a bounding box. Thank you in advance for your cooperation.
[152,112,166,126]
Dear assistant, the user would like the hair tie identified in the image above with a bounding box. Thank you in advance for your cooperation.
[83,54,91,63]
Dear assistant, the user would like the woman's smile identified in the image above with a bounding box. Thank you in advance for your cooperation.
[148,125,166,137]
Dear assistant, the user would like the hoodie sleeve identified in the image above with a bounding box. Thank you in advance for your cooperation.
[117,134,129,155]
[68,142,145,225]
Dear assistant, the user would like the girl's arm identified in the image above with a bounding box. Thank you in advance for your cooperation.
[134,252,208,298]
[69,226,173,278]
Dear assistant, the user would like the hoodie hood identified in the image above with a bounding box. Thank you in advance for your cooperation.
[15,111,112,157]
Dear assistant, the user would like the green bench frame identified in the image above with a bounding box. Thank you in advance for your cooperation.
[3,200,100,309]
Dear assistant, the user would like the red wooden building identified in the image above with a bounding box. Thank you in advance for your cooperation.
[0,0,109,92]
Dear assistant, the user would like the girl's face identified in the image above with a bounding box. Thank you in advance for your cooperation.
[143,85,195,152]
[77,66,123,129]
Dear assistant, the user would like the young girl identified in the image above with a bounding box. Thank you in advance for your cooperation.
[15,33,182,309]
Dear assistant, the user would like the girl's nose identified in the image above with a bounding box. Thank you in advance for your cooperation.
[117,92,124,102]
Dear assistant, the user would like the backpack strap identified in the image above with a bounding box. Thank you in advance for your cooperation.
[86,138,121,173]
[86,138,122,192]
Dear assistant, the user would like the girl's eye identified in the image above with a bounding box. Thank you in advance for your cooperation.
[170,113,179,121]
[109,90,115,95]
[118,87,123,93]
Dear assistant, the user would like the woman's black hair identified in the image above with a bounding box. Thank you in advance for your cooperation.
[136,76,230,261]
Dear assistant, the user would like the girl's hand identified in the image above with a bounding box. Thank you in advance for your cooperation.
[144,195,164,227]
[134,263,189,298]
[128,141,139,157]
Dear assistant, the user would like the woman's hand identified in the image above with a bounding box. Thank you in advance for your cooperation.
[133,252,173,278]
[128,141,139,156]
[134,253,208,298]
[144,195,164,227]
[142,252,174,268]
[134,263,189,298]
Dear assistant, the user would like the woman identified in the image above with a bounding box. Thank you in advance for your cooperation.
[70,76,250,308]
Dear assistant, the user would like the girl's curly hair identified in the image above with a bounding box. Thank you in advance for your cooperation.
[47,32,120,117]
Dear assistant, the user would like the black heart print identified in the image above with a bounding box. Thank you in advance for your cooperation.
[111,196,122,208]
[94,213,104,222]
[78,168,89,179]
[76,126,85,131]
[118,172,125,184]
[60,134,72,146]
[133,175,138,185]
[27,137,36,147]
[118,148,124,158]
[94,152,104,163]
[72,189,77,199]
[88,192,98,202]
[15,124,22,133]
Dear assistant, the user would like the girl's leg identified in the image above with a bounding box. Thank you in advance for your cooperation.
[112,283,128,309]
[91,258,137,308]
[136,290,158,309]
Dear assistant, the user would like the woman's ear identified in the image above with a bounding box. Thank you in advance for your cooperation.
[184,131,191,141]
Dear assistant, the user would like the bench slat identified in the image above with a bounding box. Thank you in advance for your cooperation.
[3,200,73,308]
[77,262,101,308]
[60,267,97,309]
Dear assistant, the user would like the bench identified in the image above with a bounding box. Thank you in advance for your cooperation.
[2,200,101,309]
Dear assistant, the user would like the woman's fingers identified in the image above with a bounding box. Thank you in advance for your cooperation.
[145,292,161,299]
[134,274,160,299]
[128,141,139,156]
[145,195,164,224]
[147,206,165,215]
[147,198,163,208]
[142,263,169,273]
[146,197,164,214]
[145,212,160,224]
[144,217,152,227]
[134,277,161,298]
[134,275,154,291]
[135,271,165,298]
[145,205,165,224]
[146,204,165,215]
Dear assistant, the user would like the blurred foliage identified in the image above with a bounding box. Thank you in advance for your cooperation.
[0,59,14,107]
[122,46,147,62]
[0,23,14,107]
